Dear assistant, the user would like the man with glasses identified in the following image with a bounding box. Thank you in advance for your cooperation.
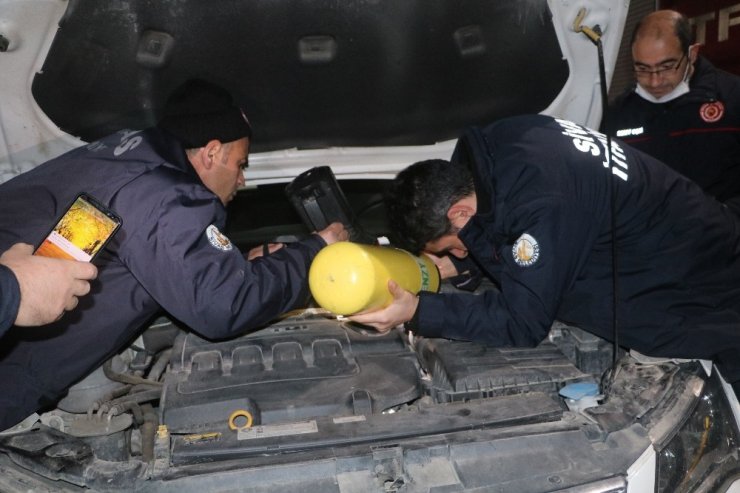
[605,10,740,203]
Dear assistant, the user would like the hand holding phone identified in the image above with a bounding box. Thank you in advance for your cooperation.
[2,243,98,326]
[34,193,122,262]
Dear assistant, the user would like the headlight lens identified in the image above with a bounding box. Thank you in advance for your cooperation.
[657,373,740,492]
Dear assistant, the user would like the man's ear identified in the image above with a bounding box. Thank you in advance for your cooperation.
[201,140,222,169]
[688,43,700,64]
[446,200,475,229]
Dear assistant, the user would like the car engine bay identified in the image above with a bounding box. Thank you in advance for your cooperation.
[2,295,734,492]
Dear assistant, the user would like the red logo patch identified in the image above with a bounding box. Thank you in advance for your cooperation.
[699,101,725,123]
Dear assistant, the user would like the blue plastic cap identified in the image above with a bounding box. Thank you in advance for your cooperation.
[559,382,600,400]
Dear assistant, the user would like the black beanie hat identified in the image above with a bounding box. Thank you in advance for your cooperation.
[157,78,252,148]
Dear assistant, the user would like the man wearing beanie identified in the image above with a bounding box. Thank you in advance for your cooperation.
[0,79,347,430]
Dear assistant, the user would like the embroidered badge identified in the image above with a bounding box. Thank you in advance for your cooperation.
[699,101,724,123]
[512,233,540,267]
[206,225,233,252]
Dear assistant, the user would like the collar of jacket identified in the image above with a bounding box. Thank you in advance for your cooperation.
[688,56,721,101]
[452,125,495,218]
[450,124,501,252]
[147,127,200,179]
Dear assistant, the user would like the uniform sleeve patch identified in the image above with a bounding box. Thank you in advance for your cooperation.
[206,224,233,252]
[512,233,539,267]
[699,101,724,123]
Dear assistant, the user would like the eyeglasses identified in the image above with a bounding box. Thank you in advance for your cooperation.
[633,53,686,79]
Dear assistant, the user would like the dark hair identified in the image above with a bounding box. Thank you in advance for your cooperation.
[631,11,693,53]
[384,159,474,253]
[674,13,693,53]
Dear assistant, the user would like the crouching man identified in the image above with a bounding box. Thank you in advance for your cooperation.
[352,114,740,389]
[0,79,347,429]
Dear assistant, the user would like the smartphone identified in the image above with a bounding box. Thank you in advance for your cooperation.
[34,193,122,262]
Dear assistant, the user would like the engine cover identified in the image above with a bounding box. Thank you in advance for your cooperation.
[161,315,421,433]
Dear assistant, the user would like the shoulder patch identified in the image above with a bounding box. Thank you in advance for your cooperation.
[699,101,724,123]
[512,233,539,267]
[206,224,233,252]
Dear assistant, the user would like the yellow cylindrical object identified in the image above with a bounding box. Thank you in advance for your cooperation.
[309,242,440,316]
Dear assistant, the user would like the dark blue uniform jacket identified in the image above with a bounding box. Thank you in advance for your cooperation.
[416,114,740,383]
[0,128,325,428]
[0,266,20,335]
[607,57,740,202]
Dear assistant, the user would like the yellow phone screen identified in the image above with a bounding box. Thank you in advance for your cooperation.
[35,195,121,261]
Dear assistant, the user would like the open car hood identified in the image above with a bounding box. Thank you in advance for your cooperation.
[0,0,626,184]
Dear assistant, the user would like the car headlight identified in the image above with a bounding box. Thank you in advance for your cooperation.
[656,372,740,492]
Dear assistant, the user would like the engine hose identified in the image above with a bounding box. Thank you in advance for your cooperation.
[130,383,163,393]
[103,358,163,387]
[140,403,159,463]
[129,403,144,424]
[98,389,162,417]
[147,348,172,383]
[87,384,133,418]
[99,401,144,423]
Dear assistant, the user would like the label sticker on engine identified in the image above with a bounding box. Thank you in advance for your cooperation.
[237,420,318,440]
[333,415,366,424]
